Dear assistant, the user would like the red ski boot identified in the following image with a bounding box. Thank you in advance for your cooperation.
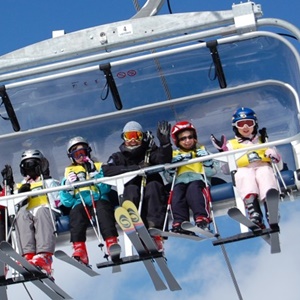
[72,242,89,265]
[105,236,118,254]
[23,253,35,261]
[29,253,53,276]
[152,235,164,252]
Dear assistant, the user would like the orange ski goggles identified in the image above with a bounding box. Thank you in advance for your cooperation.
[123,131,143,141]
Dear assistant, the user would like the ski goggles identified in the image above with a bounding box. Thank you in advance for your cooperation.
[69,148,88,160]
[234,119,255,128]
[123,131,143,141]
[178,135,195,142]
[21,159,40,170]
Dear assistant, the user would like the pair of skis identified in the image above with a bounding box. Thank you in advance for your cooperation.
[115,200,181,291]
[214,189,281,254]
[0,241,72,299]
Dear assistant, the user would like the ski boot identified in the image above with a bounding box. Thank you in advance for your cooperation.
[29,253,53,276]
[152,235,164,253]
[72,242,89,265]
[105,236,121,260]
[195,216,211,232]
[244,194,266,229]
[171,222,196,236]
[23,253,35,262]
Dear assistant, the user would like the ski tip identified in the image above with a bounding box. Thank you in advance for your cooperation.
[122,200,138,211]
[122,200,143,225]
[114,206,135,231]
[266,188,280,197]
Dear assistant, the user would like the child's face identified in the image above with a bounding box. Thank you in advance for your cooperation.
[237,124,254,137]
[70,144,88,164]
[177,130,196,150]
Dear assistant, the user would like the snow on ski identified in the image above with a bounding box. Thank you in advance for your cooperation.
[0,260,8,300]
[0,242,72,299]
[228,207,271,245]
[148,227,204,241]
[265,188,281,254]
[114,206,168,291]
[122,200,182,291]
[181,221,215,239]
[54,250,100,277]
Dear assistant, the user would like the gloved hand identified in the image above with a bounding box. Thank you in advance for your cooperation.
[167,168,177,175]
[139,160,150,168]
[83,156,95,172]
[196,148,209,157]
[172,153,192,163]
[203,159,214,168]
[66,172,78,185]
[265,148,281,163]
[157,120,171,146]
[196,148,214,167]
[259,127,267,143]
[210,134,228,152]
[143,130,155,146]
[1,165,14,189]
[18,183,31,193]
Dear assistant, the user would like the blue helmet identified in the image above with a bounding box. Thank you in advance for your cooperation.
[232,107,257,125]
[231,107,258,137]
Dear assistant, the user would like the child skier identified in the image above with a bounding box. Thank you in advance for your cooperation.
[60,136,119,265]
[170,121,217,233]
[15,150,60,276]
[211,107,282,228]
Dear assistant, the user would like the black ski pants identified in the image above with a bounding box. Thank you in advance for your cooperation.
[171,180,209,224]
[69,200,118,242]
[123,179,168,229]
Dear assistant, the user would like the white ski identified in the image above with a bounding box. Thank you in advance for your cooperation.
[181,221,215,239]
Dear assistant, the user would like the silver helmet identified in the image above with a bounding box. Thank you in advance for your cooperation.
[67,136,91,161]
[20,149,49,177]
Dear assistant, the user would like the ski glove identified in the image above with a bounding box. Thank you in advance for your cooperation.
[259,127,267,143]
[196,149,209,157]
[1,165,14,189]
[172,153,192,163]
[210,134,228,152]
[265,148,281,163]
[66,172,78,185]
[18,183,31,193]
[196,149,214,167]
[83,156,95,173]
[157,120,171,146]
[143,130,155,148]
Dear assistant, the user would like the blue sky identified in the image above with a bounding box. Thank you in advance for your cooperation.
[1,1,300,299]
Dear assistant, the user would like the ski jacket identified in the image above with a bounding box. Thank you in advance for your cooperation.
[102,140,172,184]
[60,161,110,209]
[227,136,272,168]
[16,177,60,212]
[172,146,217,185]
